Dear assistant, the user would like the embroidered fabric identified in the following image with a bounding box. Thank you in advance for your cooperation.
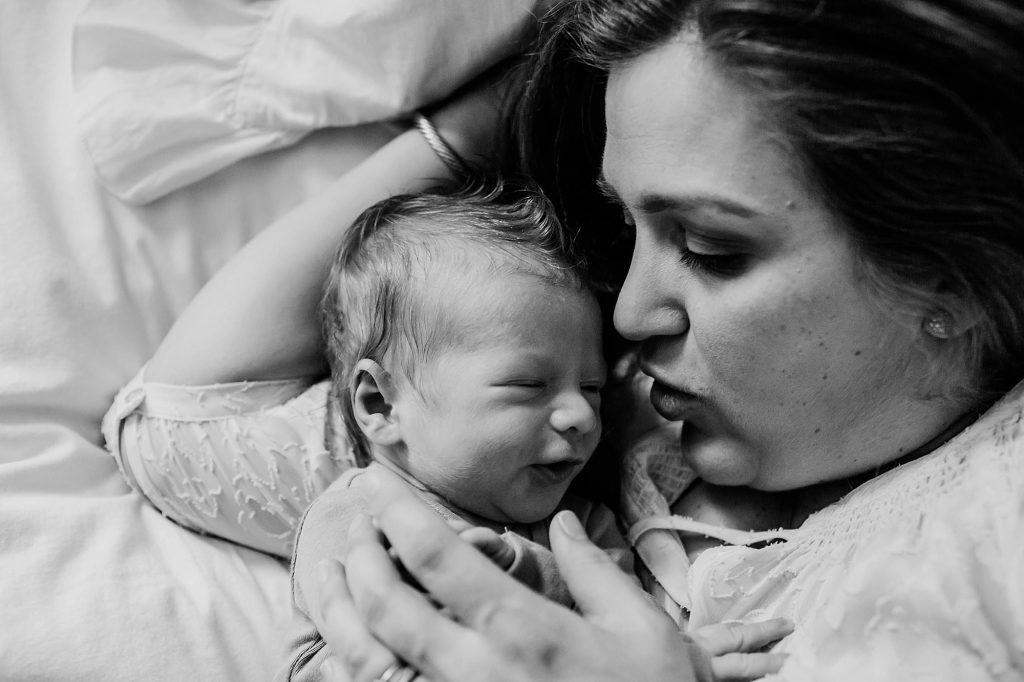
[101,368,351,557]
[625,380,1024,681]
[619,422,697,620]
[104,363,1024,679]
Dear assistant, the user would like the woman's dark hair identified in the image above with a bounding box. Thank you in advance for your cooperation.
[512,0,1024,404]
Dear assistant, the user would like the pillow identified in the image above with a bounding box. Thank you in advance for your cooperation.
[73,0,540,204]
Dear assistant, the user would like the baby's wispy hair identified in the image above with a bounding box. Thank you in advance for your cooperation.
[322,177,587,465]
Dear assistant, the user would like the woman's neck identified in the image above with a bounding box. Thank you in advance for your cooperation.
[791,405,985,525]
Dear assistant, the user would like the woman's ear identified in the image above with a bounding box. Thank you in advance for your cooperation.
[920,291,981,340]
[350,359,403,446]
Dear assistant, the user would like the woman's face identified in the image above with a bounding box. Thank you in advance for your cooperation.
[603,36,958,490]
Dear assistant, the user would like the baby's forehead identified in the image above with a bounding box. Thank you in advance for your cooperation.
[426,276,599,347]
[398,241,598,344]
[417,237,562,276]
[422,266,593,316]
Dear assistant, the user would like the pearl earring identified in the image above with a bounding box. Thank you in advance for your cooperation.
[923,312,953,339]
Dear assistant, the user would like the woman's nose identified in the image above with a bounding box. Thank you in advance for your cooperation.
[613,236,688,341]
[550,391,599,436]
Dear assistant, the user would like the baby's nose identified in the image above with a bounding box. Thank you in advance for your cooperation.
[550,392,599,435]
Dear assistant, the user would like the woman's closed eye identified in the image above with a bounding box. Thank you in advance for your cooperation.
[621,207,748,278]
[669,219,749,278]
[677,246,748,277]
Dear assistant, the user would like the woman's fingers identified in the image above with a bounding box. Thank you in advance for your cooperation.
[327,516,468,681]
[347,469,624,681]
[352,468,543,628]
[339,468,714,682]
[307,555,399,682]
[548,510,665,628]
[688,618,794,656]
[709,652,789,682]
[341,479,530,682]
[546,510,716,681]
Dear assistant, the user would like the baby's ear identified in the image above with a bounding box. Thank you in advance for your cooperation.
[350,359,402,446]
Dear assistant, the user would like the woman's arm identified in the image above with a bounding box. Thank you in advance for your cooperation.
[146,91,502,385]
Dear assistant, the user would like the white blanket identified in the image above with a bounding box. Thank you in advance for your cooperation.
[0,0,533,678]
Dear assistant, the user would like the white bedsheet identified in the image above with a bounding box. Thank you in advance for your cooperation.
[0,1,483,678]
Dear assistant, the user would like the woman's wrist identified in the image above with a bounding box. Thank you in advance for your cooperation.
[412,112,471,177]
[423,68,510,168]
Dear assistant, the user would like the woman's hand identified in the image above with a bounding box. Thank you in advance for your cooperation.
[307,466,716,682]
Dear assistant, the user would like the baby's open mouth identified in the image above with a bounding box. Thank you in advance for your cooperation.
[530,460,581,482]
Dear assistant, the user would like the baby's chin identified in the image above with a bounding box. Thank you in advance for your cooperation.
[487,498,564,527]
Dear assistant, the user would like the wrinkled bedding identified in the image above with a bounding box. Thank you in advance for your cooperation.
[0,1,534,678]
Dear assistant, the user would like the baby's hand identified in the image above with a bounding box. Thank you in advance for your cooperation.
[689,618,793,681]
[448,522,516,570]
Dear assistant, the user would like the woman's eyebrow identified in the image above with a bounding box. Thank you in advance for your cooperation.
[596,173,762,219]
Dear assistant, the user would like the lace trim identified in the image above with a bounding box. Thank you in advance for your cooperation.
[628,515,797,547]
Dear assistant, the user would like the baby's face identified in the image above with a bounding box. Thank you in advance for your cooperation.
[393,274,605,525]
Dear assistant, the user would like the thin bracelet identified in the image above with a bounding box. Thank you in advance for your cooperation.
[412,111,472,177]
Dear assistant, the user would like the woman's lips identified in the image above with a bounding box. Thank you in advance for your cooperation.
[649,380,706,421]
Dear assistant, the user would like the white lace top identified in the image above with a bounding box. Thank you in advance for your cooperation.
[101,369,344,557]
[104,367,1024,679]
[626,381,1024,681]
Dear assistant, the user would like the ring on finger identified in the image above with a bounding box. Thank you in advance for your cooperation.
[374,662,420,682]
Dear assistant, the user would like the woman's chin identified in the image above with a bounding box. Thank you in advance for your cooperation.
[679,425,760,487]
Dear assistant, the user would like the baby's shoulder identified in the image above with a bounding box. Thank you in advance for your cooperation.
[297,467,372,540]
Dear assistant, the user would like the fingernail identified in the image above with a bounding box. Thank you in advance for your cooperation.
[556,510,586,539]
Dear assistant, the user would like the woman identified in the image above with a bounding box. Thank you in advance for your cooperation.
[307,0,1024,680]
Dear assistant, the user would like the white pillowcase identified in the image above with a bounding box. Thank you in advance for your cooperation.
[74,0,539,203]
